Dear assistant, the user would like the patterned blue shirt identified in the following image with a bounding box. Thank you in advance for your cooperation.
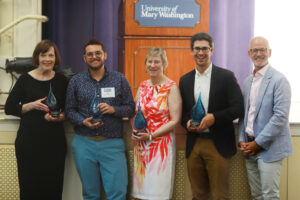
[65,68,135,137]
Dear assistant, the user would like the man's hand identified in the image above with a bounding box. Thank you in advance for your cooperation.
[186,113,215,132]
[199,113,215,131]
[186,120,198,132]
[245,141,261,155]
[239,141,261,156]
[83,117,104,129]
[239,142,251,156]
[98,103,115,114]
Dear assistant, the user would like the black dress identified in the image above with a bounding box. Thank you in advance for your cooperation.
[5,72,68,200]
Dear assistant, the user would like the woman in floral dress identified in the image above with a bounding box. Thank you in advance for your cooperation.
[131,47,182,200]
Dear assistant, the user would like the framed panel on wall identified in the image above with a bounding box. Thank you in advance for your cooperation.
[119,0,209,95]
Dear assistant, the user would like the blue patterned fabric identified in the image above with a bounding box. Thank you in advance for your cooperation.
[66,68,135,137]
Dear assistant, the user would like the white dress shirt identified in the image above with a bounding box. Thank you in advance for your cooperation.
[245,64,270,137]
[194,64,212,132]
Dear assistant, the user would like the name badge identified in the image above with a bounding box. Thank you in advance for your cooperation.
[101,87,115,98]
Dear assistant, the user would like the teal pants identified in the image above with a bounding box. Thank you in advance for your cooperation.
[72,134,128,200]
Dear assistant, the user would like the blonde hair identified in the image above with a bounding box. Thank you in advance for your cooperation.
[145,47,168,68]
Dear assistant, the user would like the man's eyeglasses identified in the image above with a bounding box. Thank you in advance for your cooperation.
[85,51,103,58]
[249,48,268,54]
[193,47,211,53]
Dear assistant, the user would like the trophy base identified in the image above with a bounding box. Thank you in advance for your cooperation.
[133,131,139,136]
[91,118,102,124]
[190,121,200,128]
[133,129,146,136]
[50,111,60,118]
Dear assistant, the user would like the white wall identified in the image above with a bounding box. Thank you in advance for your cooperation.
[0,0,43,105]
[254,0,300,122]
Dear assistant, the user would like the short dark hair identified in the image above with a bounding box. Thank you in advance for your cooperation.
[83,38,106,55]
[32,40,61,67]
[190,32,214,50]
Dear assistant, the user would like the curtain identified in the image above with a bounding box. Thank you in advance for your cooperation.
[42,0,121,72]
[43,0,254,85]
[209,0,255,86]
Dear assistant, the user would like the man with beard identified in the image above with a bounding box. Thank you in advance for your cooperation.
[238,36,292,200]
[179,32,244,200]
[66,38,135,200]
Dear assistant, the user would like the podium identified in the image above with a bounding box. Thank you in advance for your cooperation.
[119,0,209,96]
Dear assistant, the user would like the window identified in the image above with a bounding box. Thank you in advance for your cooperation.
[255,0,300,122]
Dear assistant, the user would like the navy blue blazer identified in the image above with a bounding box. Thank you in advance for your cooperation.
[179,65,244,158]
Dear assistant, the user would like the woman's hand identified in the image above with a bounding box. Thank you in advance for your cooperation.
[44,112,66,122]
[22,96,49,113]
[131,132,150,141]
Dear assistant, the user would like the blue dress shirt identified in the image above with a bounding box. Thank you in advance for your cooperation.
[66,68,135,137]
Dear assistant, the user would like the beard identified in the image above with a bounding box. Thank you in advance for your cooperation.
[88,59,104,71]
[89,64,103,71]
[252,57,268,68]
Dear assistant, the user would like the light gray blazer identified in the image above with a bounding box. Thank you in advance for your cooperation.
[238,66,293,162]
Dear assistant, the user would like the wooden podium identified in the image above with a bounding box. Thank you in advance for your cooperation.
[119,0,209,96]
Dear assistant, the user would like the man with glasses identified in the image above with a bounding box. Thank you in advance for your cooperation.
[179,32,244,200]
[238,36,292,200]
[65,38,135,200]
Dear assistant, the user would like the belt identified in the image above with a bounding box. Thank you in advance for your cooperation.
[84,135,108,141]
[196,132,212,139]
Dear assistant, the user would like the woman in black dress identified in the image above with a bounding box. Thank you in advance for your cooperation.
[5,40,67,200]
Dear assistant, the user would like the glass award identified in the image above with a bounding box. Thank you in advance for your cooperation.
[45,83,60,117]
[133,103,147,135]
[89,88,103,123]
[190,92,206,127]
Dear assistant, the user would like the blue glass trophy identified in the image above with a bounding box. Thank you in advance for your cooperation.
[190,92,206,127]
[133,103,147,135]
[45,83,60,117]
[89,89,103,123]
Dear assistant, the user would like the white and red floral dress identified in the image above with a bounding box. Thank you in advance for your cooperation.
[132,79,176,200]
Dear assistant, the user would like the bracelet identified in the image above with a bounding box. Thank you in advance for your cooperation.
[149,132,152,141]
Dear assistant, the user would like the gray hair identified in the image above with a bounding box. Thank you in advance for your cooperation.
[145,47,168,68]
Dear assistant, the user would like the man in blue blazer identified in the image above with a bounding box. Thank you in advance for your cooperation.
[238,36,292,200]
[179,32,244,200]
